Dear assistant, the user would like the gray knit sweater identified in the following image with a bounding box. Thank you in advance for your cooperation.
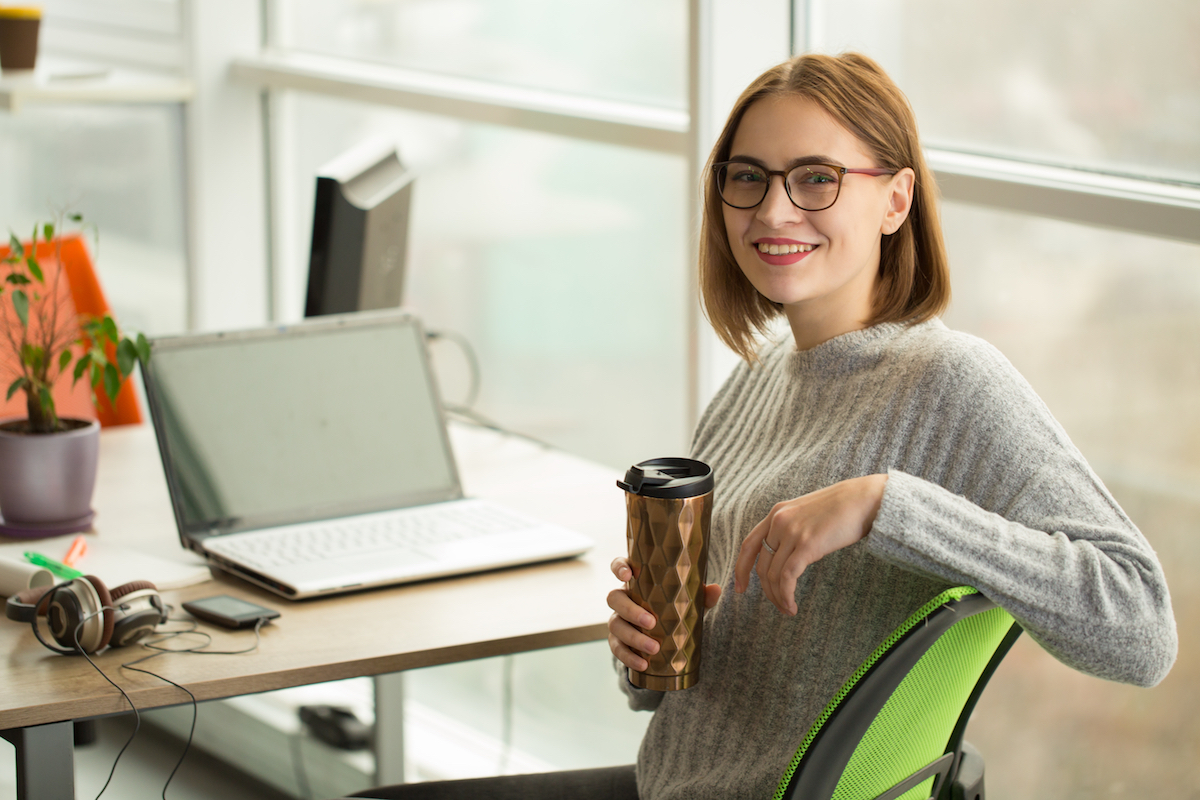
[619,319,1176,800]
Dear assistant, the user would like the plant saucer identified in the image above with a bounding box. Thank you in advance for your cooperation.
[0,511,95,539]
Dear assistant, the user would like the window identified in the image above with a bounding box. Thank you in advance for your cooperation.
[802,1,1200,795]
[939,203,1200,797]
[278,0,686,109]
[273,92,689,466]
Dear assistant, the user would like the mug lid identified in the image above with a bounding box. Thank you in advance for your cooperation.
[616,457,713,499]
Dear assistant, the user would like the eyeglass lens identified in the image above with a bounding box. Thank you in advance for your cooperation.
[717,162,841,210]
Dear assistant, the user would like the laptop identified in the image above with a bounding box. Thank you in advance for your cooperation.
[140,309,594,599]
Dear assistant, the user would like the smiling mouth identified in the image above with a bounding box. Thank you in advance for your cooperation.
[756,243,815,255]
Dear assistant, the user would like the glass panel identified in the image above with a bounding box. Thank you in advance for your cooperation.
[0,105,188,336]
[277,0,687,109]
[811,0,1200,182]
[941,202,1200,798]
[405,641,649,777]
[281,92,689,469]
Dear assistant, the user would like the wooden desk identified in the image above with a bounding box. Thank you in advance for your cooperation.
[1,422,626,799]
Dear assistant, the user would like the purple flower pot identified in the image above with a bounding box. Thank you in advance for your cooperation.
[0,418,99,529]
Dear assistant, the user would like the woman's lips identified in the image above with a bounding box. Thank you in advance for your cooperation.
[755,241,817,265]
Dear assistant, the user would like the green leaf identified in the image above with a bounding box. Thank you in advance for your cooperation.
[8,234,23,259]
[37,385,53,414]
[5,273,30,285]
[136,332,151,364]
[103,362,120,404]
[90,362,103,389]
[70,213,83,223]
[117,337,137,377]
[12,289,28,327]
[42,223,53,242]
[21,343,44,371]
[73,352,92,384]
[25,255,42,283]
[58,349,72,372]
[101,316,119,345]
[5,376,28,401]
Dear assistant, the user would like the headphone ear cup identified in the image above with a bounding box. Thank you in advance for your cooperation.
[81,575,115,652]
[109,582,165,647]
[35,578,105,655]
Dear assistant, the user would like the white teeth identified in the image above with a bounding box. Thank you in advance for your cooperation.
[757,243,815,255]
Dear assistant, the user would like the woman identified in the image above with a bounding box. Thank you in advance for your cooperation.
[354,51,1176,800]
[606,51,1176,800]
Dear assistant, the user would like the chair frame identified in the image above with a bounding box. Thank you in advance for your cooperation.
[776,588,1023,800]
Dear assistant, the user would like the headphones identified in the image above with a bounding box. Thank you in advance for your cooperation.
[5,575,167,655]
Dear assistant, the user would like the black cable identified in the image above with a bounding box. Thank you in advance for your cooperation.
[73,610,141,800]
[117,616,267,799]
[118,656,197,800]
[69,610,268,800]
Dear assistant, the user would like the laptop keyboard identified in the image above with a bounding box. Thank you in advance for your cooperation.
[205,502,533,571]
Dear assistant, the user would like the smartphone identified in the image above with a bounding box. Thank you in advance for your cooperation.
[181,595,281,629]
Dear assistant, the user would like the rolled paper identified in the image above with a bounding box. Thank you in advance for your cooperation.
[0,556,55,597]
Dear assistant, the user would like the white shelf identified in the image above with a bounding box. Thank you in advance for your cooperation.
[0,58,193,113]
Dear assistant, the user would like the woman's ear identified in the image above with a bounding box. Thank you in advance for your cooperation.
[881,167,915,235]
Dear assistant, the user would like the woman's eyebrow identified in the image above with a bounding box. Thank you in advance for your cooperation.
[727,154,845,169]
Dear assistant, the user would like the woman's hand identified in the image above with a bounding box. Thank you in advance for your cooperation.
[607,557,722,673]
[733,474,888,615]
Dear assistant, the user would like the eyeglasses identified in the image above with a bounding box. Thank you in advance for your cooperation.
[712,161,897,211]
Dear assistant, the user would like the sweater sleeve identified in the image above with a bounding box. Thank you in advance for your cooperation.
[614,656,666,711]
[866,337,1177,687]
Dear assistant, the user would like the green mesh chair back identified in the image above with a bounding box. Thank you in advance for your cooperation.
[774,587,1022,800]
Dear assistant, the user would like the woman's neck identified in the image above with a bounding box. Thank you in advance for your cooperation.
[783,299,874,352]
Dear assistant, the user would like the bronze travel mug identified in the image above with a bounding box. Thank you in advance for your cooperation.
[617,457,713,691]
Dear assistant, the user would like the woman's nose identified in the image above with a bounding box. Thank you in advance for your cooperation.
[755,175,804,227]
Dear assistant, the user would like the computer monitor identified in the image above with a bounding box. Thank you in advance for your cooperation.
[304,139,415,317]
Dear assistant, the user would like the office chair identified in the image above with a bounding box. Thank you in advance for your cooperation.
[774,586,1022,800]
[0,233,142,426]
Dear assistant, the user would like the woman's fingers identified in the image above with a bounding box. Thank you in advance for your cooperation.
[742,475,890,616]
[733,514,770,593]
[610,556,634,583]
[609,613,656,671]
[607,586,660,669]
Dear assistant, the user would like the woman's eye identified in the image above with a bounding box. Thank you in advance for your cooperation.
[730,168,766,184]
[798,170,836,185]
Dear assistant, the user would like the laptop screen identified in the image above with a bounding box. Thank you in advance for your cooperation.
[142,312,462,538]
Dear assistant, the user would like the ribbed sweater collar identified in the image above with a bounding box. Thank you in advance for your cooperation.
[774,319,937,378]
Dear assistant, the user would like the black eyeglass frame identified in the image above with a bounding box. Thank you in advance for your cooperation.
[712,160,899,211]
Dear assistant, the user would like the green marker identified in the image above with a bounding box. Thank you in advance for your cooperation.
[24,551,84,580]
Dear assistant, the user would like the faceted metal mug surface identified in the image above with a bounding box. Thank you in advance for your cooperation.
[625,490,712,690]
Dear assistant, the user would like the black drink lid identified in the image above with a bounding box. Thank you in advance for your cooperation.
[616,457,713,499]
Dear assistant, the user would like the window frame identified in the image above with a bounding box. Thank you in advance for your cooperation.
[792,0,1200,247]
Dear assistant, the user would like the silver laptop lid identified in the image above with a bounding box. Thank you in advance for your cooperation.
[142,310,463,547]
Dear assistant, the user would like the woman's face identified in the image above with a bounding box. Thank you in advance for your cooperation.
[721,94,913,348]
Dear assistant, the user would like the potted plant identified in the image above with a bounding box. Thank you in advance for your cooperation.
[0,213,148,537]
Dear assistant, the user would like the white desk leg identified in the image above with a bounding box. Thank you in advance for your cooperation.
[2,721,76,800]
[373,672,406,786]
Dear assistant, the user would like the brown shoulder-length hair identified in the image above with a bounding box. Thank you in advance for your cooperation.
[700,52,950,361]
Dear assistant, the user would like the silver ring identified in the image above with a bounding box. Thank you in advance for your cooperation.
[762,541,776,555]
